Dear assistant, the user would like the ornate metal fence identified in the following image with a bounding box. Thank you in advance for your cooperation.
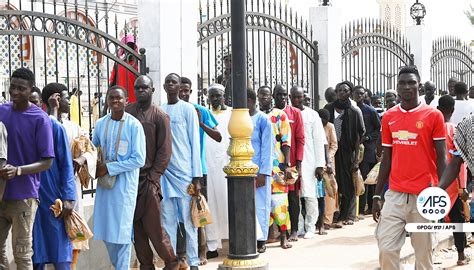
[0,0,146,197]
[341,18,413,97]
[431,36,473,93]
[198,0,319,109]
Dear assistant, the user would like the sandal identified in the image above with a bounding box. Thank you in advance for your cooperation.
[332,222,343,229]
[343,220,354,225]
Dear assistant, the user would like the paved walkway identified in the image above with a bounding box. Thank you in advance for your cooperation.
[199,215,472,270]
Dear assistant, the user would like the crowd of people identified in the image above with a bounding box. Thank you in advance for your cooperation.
[0,64,473,270]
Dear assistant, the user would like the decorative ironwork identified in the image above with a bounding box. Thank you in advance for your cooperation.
[431,36,473,93]
[341,18,414,97]
[197,0,319,109]
[0,0,146,198]
[410,0,426,26]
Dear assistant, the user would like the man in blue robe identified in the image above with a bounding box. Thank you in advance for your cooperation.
[92,86,146,269]
[31,87,76,270]
[160,73,202,270]
[247,89,273,253]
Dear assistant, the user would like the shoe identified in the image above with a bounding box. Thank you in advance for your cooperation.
[206,250,219,259]
[303,232,316,239]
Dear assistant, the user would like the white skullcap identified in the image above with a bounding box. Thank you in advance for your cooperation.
[208,83,225,93]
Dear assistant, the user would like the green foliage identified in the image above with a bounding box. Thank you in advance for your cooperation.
[465,5,474,25]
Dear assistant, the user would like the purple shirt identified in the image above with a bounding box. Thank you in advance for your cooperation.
[0,103,54,200]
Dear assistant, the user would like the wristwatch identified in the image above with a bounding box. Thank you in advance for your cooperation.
[16,166,22,176]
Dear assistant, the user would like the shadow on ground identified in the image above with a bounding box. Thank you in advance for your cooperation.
[316,235,376,246]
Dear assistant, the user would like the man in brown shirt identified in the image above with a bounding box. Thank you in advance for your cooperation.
[126,75,179,270]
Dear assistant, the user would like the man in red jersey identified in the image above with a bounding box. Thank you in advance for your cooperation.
[372,66,447,270]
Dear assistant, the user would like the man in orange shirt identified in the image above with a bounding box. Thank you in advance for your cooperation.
[372,66,447,269]
[437,95,469,266]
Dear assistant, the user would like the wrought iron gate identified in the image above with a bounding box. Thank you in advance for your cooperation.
[197,0,319,109]
[341,18,414,97]
[431,36,473,93]
[0,0,146,197]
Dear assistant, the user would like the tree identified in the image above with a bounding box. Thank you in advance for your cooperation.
[465,5,474,25]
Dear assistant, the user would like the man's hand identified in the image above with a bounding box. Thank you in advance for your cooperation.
[372,197,382,222]
[256,174,266,188]
[283,166,293,181]
[195,108,203,125]
[95,162,108,178]
[0,165,18,180]
[326,165,334,175]
[315,167,324,179]
[48,93,60,110]
[352,162,359,172]
[191,177,201,196]
[459,188,469,202]
[59,200,74,219]
[73,156,86,173]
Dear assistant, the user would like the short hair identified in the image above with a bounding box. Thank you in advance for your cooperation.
[371,95,381,102]
[11,68,35,86]
[448,77,459,84]
[247,89,257,101]
[42,83,68,104]
[336,81,354,92]
[257,85,272,94]
[181,77,192,87]
[318,109,330,121]
[454,81,468,95]
[353,85,365,92]
[398,66,420,81]
[107,85,128,97]
[273,84,286,94]
[165,73,181,83]
[438,95,455,112]
[32,86,41,96]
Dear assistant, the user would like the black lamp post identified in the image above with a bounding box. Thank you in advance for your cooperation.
[410,0,426,25]
[219,0,267,269]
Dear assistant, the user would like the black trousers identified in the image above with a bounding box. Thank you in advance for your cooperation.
[358,161,377,214]
[448,197,467,253]
[316,197,325,228]
[288,190,300,233]
[176,175,208,257]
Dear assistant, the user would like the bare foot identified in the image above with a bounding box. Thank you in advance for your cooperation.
[319,227,328,235]
[288,231,299,242]
[280,235,293,249]
[457,252,470,266]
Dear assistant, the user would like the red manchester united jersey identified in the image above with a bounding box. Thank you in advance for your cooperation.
[381,103,446,195]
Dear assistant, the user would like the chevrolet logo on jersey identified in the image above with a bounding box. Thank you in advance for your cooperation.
[392,130,418,141]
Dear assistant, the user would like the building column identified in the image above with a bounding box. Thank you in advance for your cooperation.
[309,5,342,107]
[405,25,432,82]
[138,0,198,104]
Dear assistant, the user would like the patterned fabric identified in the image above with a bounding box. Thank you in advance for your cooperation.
[454,115,474,173]
[267,109,292,194]
[270,193,291,231]
[334,111,344,141]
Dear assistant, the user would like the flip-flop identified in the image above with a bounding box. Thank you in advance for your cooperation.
[343,220,354,225]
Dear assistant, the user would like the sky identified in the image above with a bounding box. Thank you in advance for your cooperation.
[285,0,474,43]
